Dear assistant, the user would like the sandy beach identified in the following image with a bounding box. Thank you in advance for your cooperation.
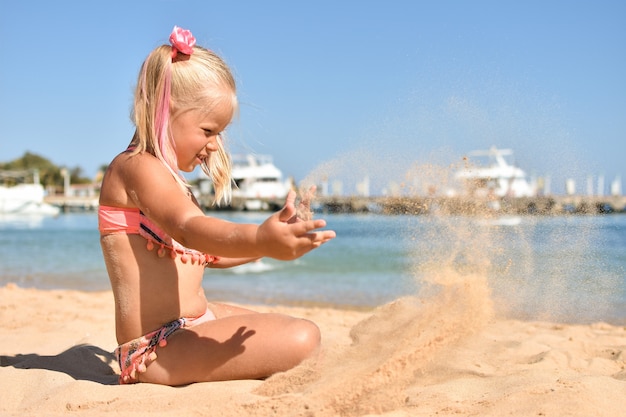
[1,282,625,417]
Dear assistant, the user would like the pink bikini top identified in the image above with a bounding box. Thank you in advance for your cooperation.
[98,205,219,266]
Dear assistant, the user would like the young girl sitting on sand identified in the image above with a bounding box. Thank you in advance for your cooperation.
[98,26,335,386]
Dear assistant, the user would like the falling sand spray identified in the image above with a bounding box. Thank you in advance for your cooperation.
[252,155,503,416]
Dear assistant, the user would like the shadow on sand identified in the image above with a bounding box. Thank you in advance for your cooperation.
[1,344,118,385]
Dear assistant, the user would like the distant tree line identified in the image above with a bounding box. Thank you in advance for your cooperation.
[0,152,104,192]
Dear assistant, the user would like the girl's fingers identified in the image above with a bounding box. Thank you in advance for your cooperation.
[277,190,297,223]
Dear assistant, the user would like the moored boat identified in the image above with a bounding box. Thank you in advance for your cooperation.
[454,147,536,198]
[0,170,60,216]
[230,154,292,210]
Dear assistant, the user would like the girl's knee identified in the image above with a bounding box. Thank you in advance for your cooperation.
[288,318,321,357]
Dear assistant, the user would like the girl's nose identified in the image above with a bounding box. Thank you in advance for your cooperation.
[205,137,219,152]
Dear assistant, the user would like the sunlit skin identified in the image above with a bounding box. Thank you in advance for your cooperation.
[99,96,335,385]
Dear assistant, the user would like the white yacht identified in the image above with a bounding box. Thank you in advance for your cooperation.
[0,170,60,216]
[454,147,536,198]
[230,154,292,210]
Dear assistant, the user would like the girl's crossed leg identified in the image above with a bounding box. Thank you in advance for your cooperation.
[138,303,321,386]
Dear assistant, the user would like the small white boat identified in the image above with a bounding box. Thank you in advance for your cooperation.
[231,154,292,210]
[454,147,536,198]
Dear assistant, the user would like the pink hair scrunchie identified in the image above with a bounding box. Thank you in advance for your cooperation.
[169,26,196,58]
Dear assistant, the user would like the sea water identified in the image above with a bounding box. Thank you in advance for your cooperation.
[0,211,624,324]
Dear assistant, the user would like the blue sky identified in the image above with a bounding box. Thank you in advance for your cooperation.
[1,0,625,195]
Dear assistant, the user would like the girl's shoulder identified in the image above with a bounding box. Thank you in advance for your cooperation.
[107,150,173,182]
[110,149,160,169]
[101,151,174,208]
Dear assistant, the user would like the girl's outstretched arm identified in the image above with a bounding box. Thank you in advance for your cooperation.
[117,153,335,260]
[207,186,329,268]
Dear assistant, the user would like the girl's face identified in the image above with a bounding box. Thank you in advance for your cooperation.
[170,97,233,172]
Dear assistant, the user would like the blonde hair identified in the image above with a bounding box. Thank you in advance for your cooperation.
[130,44,237,205]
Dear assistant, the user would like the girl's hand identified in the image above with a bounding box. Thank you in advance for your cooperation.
[256,189,335,260]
